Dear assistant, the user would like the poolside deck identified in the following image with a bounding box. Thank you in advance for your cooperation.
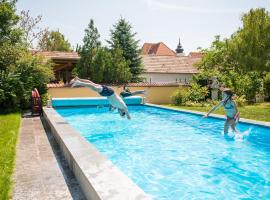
[13,115,85,200]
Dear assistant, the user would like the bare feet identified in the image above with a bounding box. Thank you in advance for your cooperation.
[70,76,79,84]
[71,80,81,88]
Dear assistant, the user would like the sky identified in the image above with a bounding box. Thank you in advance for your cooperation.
[17,0,270,53]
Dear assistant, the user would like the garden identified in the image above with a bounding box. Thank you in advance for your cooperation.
[170,8,270,122]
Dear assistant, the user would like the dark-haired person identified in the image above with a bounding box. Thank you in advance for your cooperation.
[70,77,131,119]
[120,85,146,98]
[204,88,240,134]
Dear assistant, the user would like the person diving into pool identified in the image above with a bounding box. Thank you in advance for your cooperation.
[70,77,131,119]
[203,88,240,135]
[120,85,146,98]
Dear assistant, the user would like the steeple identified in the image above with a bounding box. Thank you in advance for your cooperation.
[175,38,184,54]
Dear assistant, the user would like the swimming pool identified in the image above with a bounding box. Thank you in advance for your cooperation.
[56,105,270,199]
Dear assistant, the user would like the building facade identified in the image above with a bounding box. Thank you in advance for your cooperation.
[140,41,202,83]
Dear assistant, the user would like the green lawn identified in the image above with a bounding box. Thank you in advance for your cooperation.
[0,113,21,200]
[163,103,270,122]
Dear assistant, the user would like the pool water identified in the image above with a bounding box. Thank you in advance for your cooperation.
[56,105,270,200]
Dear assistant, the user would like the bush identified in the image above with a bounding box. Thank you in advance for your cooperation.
[185,83,209,103]
[171,89,187,105]
[41,93,51,107]
[232,71,263,102]
[264,72,270,100]
[235,95,247,107]
[0,52,53,111]
[184,101,204,107]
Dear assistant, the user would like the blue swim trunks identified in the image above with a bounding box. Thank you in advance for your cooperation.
[99,85,114,97]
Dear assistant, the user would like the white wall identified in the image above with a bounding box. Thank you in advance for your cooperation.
[141,73,194,83]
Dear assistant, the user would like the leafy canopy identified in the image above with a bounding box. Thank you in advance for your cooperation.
[108,18,143,82]
[38,30,72,51]
[195,8,270,101]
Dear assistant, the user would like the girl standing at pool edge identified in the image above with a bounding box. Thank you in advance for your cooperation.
[204,88,240,134]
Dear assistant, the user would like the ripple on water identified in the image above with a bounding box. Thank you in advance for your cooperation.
[56,105,270,200]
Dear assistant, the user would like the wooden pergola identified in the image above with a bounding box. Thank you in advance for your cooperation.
[32,51,80,83]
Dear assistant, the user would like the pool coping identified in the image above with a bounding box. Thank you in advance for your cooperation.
[42,107,151,200]
[146,103,270,128]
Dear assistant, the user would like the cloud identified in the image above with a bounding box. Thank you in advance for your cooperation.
[146,0,246,14]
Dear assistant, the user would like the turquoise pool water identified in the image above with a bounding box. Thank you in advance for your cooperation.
[56,105,270,199]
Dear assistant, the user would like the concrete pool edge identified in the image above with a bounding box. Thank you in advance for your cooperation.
[146,103,270,128]
[43,107,151,200]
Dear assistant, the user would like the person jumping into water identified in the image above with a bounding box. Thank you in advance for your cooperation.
[120,85,146,98]
[70,77,131,119]
[204,88,240,134]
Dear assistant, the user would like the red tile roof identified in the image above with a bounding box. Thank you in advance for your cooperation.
[31,51,80,60]
[34,49,201,75]
[141,42,176,56]
[142,55,200,74]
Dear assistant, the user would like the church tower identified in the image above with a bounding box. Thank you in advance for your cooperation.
[175,38,184,56]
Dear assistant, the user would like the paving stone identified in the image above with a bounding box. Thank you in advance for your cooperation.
[13,116,85,200]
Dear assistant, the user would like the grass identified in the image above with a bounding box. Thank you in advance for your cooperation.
[163,102,270,122]
[0,113,21,200]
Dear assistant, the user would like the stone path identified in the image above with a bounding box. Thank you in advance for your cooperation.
[13,115,85,200]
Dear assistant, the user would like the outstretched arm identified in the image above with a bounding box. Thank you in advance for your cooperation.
[130,90,146,95]
[204,101,223,117]
[126,112,131,120]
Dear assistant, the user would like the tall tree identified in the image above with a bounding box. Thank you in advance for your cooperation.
[0,0,21,44]
[229,8,270,72]
[0,0,23,74]
[108,18,143,82]
[0,0,53,112]
[37,30,72,51]
[75,19,101,78]
[196,8,270,101]
[19,10,48,49]
[91,47,131,84]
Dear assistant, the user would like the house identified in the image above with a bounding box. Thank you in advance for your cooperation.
[33,41,202,84]
[141,53,201,84]
[140,41,202,84]
[141,42,176,56]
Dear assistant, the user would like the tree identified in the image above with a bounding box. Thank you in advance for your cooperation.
[19,10,48,49]
[91,47,131,84]
[0,0,22,44]
[195,8,270,102]
[108,18,143,82]
[75,19,101,78]
[228,8,270,72]
[0,0,54,112]
[0,0,23,75]
[107,48,131,84]
[37,30,72,51]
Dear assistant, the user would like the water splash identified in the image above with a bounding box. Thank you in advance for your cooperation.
[234,128,252,141]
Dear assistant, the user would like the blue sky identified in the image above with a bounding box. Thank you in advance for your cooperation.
[17,0,270,53]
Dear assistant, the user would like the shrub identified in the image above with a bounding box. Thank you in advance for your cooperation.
[232,71,263,102]
[234,95,247,107]
[264,72,270,100]
[185,83,209,103]
[41,93,51,107]
[185,101,204,107]
[0,52,53,111]
[171,89,187,105]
